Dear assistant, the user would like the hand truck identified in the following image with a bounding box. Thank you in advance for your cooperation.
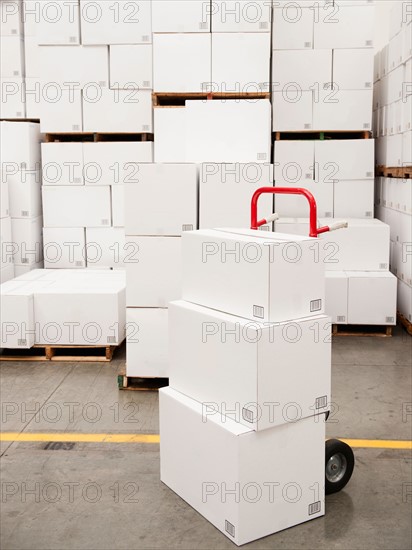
[251,186,354,495]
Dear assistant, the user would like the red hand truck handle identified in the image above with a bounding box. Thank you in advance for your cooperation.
[250,187,341,238]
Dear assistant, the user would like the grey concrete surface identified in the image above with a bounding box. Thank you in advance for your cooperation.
[1,328,411,550]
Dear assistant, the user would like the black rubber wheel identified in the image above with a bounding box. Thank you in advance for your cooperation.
[325,439,354,495]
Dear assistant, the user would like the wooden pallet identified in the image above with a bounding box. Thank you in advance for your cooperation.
[153,91,270,107]
[118,369,169,391]
[44,132,154,143]
[1,118,40,123]
[398,313,412,336]
[0,344,118,362]
[274,130,372,141]
[332,324,393,337]
[376,165,412,179]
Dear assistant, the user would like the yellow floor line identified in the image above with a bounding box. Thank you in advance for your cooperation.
[0,433,411,449]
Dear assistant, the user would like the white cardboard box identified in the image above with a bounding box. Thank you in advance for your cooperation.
[387,64,403,105]
[325,271,348,324]
[39,45,109,88]
[186,99,271,163]
[23,36,40,78]
[334,180,374,218]
[314,139,375,182]
[41,143,84,186]
[169,300,331,431]
[13,262,44,277]
[85,227,126,269]
[0,36,24,78]
[1,175,10,218]
[43,227,86,269]
[272,50,332,92]
[125,164,198,236]
[109,45,152,90]
[83,142,153,185]
[126,236,181,307]
[111,185,124,228]
[126,307,168,377]
[0,216,13,268]
[273,140,314,185]
[0,0,23,36]
[160,387,325,547]
[314,5,374,49]
[1,280,36,348]
[332,49,374,89]
[24,77,42,119]
[154,107,187,162]
[388,29,403,71]
[153,34,211,93]
[347,272,397,325]
[152,0,210,32]
[199,163,273,229]
[397,279,412,322]
[212,0,271,32]
[82,88,153,133]
[7,170,42,219]
[275,218,391,271]
[393,240,412,287]
[182,229,325,323]
[34,278,126,345]
[42,186,111,228]
[272,91,313,131]
[10,216,43,266]
[0,77,25,119]
[272,7,314,49]
[275,181,333,218]
[38,0,80,44]
[80,0,151,45]
[0,264,15,284]
[40,88,82,133]
[403,131,412,166]
[212,33,270,92]
[313,90,372,131]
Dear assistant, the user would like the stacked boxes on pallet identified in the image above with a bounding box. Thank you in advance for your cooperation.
[271,0,397,327]
[161,228,331,545]
[0,122,43,281]
[374,3,412,324]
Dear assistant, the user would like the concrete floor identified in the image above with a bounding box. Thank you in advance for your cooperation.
[1,327,411,550]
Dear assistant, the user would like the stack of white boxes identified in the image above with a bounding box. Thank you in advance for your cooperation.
[161,227,332,545]
[0,121,43,280]
[1,268,126,349]
[271,0,397,326]
[373,4,411,167]
[41,140,153,269]
[125,164,198,377]
[374,3,412,323]
[0,0,25,119]
[272,0,374,132]
[153,0,271,163]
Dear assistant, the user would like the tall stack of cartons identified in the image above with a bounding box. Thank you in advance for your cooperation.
[374,2,412,324]
[271,0,397,327]
[161,227,332,545]
[124,164,198,378]
[0,121,43,278]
